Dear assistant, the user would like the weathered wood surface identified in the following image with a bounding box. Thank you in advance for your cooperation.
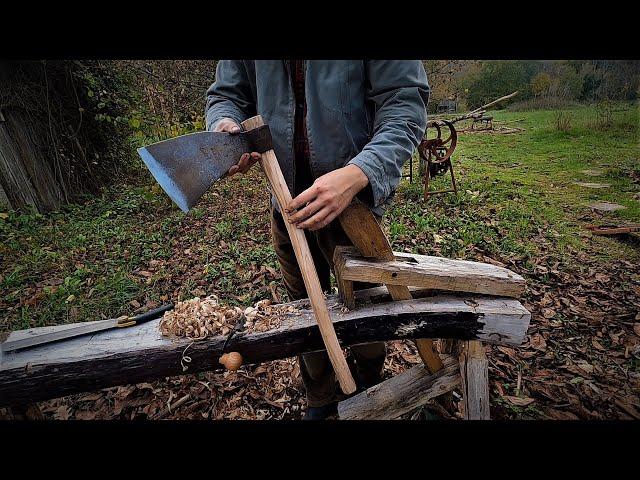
[459,340,490,419]
[242,115,356,394]
[335,247,525,298]
[0,288,530,406]
[338,201,443,373]
[338,355,460,420]
[0,100,63,212]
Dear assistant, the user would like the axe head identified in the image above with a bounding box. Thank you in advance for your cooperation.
[137,126,272,212]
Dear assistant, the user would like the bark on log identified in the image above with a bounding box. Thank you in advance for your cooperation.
[0,288,530,407]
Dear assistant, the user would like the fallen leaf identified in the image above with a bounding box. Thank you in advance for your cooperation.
[53,405,71,420]
[505,396,535,407]
[542,308,556,319]
[592,338,606,351]
[75,410,96,420]
[530,333,547,351]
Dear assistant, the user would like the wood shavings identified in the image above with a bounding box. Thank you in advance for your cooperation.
[243,299,299,333]
[159,295,299,340]
[159,295,242,340]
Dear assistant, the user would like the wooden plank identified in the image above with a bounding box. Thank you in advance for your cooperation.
[241,115,356,394]
[338,201,443,373]
[338,355,460,420]
[459,340,490,419]
[335,246,525,298]
[0,289,530,406]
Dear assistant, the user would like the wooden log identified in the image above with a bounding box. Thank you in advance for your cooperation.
[338,201,443,373]
[241,115,356,395]
[334,246,525,298]
[0,289,530,406]
[458,340,490,419]
[338,355,460,420]
[448,91,519,124]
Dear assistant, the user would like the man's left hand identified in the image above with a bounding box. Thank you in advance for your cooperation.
[285,164,369,231]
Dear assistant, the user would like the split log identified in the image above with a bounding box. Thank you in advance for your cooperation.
[338,355,460,420]
[0,288,530,407]
[334,247,525,298]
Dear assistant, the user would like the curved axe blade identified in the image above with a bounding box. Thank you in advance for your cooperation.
[137,126,272,212]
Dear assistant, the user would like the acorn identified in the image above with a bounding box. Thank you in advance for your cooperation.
[219,352,243,371]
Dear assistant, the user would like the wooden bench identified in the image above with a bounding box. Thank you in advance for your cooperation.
[333,246,527,420]
[472,115,493,130]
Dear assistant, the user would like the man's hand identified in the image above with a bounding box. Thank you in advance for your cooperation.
[213,118,261,176]
[285,164,369,231]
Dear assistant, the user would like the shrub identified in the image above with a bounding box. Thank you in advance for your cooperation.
[555,111,573,132]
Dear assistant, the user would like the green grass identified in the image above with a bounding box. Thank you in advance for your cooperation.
[391,102,639,266]
[1,102,638,332]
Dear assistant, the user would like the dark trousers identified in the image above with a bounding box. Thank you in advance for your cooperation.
[270,207,386,407]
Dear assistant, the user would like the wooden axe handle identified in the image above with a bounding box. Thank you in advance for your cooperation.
[241,115,356,395]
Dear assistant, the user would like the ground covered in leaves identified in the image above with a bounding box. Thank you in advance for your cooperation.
[1,104,639,420]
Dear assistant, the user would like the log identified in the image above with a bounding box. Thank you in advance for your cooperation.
[241,115,356,394]
[334,247,526,298]
[0,288,530,406]
[338,355,460,420]
[443,91,520,124]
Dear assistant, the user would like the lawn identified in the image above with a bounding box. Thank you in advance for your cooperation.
[1,102,639,420]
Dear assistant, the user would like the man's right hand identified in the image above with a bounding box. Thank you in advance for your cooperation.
[213,118,261,176]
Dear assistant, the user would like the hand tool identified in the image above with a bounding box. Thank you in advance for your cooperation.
[1,304,174,353]
[136,116,356,394]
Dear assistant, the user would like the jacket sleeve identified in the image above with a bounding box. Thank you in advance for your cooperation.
[347,60,429,208]
[205,60,256,131]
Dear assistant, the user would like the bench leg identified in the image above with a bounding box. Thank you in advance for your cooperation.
[335,269,355,309]
[458,340,490,420]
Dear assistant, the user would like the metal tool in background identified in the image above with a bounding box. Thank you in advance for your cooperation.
[418,120,459,199]
[1,304,174,353]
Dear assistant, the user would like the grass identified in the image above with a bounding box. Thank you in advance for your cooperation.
[393,102,639,266]
[1,102,638,333]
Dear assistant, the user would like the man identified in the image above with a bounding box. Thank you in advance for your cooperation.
[205,60,429,419]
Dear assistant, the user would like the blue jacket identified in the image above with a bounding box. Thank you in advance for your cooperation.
[205,60,429,215]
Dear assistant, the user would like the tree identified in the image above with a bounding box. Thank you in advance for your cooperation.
[462,61,540,109]
[531,72,551,97]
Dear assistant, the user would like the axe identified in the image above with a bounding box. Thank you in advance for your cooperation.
[138,115,357,394]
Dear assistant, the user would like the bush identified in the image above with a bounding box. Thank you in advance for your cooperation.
[587,100,614,131]
[555,111,573,132]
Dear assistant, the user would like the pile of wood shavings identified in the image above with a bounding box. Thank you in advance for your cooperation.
[159,295,299,340]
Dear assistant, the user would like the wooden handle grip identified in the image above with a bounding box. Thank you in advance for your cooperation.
[240,115,356,395]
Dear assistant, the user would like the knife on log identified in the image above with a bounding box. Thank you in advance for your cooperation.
[1,303,174,353]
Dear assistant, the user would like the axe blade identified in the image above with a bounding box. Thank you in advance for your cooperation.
[137,131,242,212]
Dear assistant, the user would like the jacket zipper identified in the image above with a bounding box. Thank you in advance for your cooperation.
[284,60,296,196]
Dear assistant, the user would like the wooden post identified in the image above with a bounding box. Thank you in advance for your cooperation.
[458,340,490,420]
[240,115,356,394]
[338,201,443,373]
